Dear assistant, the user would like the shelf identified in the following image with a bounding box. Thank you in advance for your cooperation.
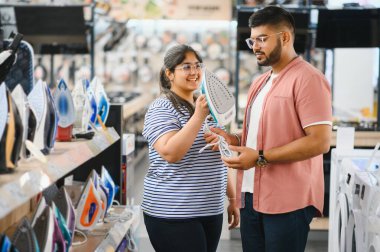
[71,206,140,252]
[0,127,119,220]
[331,131,380,147]
[122,93,154,119]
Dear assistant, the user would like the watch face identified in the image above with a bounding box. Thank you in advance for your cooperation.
[256,156,268,167]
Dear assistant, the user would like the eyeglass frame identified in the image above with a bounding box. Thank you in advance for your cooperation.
[245,32,284,49]
[174,62,205,74]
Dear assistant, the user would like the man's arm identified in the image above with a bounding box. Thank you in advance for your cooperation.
[221,124,331,170]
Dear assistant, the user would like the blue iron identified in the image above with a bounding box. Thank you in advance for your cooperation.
[0,234,18,252]
[53,79,75,141]
[90,77,110,126]
[84,79,98,129]
[101,166,116,214]
[53,79,75,128]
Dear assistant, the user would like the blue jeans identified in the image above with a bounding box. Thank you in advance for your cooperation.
[240,193,316,252]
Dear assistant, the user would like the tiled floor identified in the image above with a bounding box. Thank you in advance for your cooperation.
[138,237,328,252]
[132,148,328,252]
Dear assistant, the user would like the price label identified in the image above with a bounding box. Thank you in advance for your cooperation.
[92,134,108,151]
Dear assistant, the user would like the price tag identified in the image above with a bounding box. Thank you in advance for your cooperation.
[92,134,108,151]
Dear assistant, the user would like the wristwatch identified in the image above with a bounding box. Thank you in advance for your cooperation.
[256,150,268,167]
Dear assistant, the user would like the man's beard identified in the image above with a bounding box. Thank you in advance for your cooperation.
[256,39,282,67]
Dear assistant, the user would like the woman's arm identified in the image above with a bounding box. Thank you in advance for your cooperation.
[153,95,209,163]
[227,168,240,229]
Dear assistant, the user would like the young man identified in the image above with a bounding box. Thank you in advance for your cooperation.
[205,6,332,252]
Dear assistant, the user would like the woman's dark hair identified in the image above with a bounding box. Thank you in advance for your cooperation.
[159,44,203,116]
[248,6,295,36]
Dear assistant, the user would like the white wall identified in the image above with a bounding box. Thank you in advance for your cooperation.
[333,48,378,119]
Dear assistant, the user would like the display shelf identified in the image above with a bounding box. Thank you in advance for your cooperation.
[0,127,119,220]
[331,131,380,147]
[122,92,154,119]
[71,206,140,252]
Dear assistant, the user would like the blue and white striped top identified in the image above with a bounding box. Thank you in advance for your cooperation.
[142,97,227,218]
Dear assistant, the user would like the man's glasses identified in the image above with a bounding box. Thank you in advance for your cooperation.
[245,32,284,49]
[175,63,204,74]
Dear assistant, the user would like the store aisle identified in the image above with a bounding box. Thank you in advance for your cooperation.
[132,149,328,252]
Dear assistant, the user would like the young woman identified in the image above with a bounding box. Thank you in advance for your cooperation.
[142,44,239,252]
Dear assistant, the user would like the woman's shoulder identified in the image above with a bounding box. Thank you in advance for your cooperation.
[150,96,172,108]
[147,96,177,115]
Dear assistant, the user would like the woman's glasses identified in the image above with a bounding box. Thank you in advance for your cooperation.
[175,63,204,75]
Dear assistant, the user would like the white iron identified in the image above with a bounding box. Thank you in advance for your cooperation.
[11,85,30,159]
[28,80,48,152]
[75,178,104,231]
[200,69,235,126]
[72,79,92,134]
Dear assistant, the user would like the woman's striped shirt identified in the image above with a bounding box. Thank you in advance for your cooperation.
[142,97,227,218]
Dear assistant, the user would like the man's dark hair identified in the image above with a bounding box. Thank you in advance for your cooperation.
[248,6,295,36]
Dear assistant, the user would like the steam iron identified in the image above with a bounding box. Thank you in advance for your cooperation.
[84,79,98,129]
[199,69,235,158]
[31,197,48,227]
[0,33,23,84]
[28,80,48,153]
[52,203,70,252]
[32,206,55,252]
[200,69,235,126]
[44,85,58,153]
[72,79,92,134]
[53,79,75,142]
[101,166,116,213]
[0,234,17,252]
[24,105,37,159]
[75,178,103,231]
[0,83,23,172]
[53,187,76,242]
[88,170,107,220]
[90,77,110,126]
[11,84,31,159]
[8,86,23,170]
[11,217,40,252]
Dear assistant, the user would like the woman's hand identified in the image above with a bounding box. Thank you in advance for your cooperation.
[227,199,240,230]
[193,95,209,122]
[204,127,240,152]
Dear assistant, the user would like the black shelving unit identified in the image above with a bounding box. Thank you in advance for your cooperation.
[0,3,96,87]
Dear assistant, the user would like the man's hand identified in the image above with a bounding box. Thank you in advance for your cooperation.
[221,145,259,170]
[227,200,240,230]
